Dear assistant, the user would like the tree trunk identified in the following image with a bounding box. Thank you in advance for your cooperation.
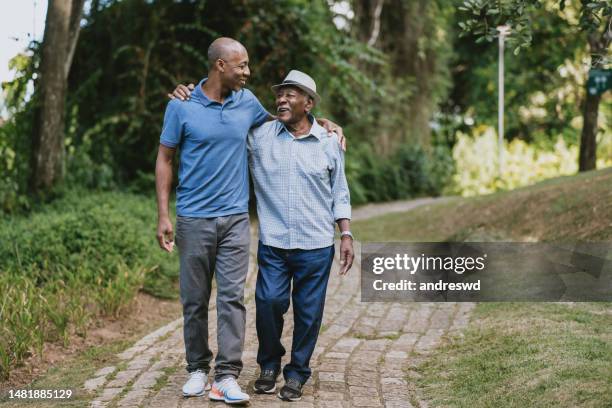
[578,20,610,172]
[29,0,84,195]
[578,91,600,171]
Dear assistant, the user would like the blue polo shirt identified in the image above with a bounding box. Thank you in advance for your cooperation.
[160,78,270,217]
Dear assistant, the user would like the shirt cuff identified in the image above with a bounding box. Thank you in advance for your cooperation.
[333,204,352,221]
[160,139,178,148]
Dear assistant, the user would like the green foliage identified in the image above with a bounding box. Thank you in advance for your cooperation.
[0,49,39,213]
[450,126,612,196]
[64,0,384,185]
[0,190,178,380]
[346,142,454,205]
[448,0,599,143]
[457,0,611,52]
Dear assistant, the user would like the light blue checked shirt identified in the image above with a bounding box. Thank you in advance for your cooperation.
[247,117,351,250]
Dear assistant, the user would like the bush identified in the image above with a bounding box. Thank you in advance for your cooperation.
[451,127,612,196]
[0,190,178,380]
[345,142,455,205]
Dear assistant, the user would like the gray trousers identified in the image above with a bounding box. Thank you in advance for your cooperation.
[175,213,250,380]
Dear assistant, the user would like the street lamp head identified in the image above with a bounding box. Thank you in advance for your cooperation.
[496,25,512,38]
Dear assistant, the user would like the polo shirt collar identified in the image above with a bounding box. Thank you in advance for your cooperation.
[192,77,235,107]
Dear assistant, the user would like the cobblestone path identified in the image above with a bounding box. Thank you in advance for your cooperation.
[86,201,474,408]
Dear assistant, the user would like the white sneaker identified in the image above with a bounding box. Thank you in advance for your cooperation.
[209,376,250,404]
[182,369,210,397]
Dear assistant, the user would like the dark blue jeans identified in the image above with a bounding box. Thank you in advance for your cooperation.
[255,242,335,384]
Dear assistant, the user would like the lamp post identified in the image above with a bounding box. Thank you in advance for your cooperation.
[497,25,511,178]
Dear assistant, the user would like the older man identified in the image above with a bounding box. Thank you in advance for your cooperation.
[248,71,354,402]
[160,39,343,405]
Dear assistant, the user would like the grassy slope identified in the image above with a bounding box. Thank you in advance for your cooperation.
[353,167,612,242]
[352,168,612,408]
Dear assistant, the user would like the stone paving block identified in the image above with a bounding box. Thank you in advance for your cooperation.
[127,355,152,370]
[381,377,408,386]
[318,372,345,383]
[349,385,376,397]
[94,366,116,378]
[365,303,388,317]
[403,312,431,333]
[351,350,382,362]
[117,388,149,407]
[386,350,408,359]
[84,376,107,392]
[318,401,351,408]
[117,344,147,360]
[347,375,374,387]
[377,320,405,332]
[386,305,410,320]
[97,387,122,402]
[428,308,452,330]
[132,370,163,389]
[354,325,377,337]
[332,337,361,353]
[393,333,419,350]
[181,396,208,407]
[359,316,382,327]
[385,400,414,408]
[318,381,346,393]
[362,339,391,351]
[323,324,350,336]
[315,391,345,400]
[105,369,140,388]
[323,351,350,360]
[414,328,445,353]
[316,362,346,372]
[147,389,180,407]
[380,368,405,378]
[351,396,384,407]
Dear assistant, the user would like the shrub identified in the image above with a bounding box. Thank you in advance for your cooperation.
[0,190,177,380]
[345,142,455,205]
[451,127,612,197]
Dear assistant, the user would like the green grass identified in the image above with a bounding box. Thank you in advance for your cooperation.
[352,169,612,407]
[353,167,612,242]
[0,190,179,380]
[417,303,611,408]
[0,339,131,407]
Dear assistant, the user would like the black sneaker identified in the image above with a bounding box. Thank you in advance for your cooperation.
[278,378,302,402]
[253,369,279,394]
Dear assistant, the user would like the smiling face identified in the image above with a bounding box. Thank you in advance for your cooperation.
[275,85,313,125]
[218,48,250,92]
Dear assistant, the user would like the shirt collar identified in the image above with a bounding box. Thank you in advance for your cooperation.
[277,114,325,140]
[193,77,235,107]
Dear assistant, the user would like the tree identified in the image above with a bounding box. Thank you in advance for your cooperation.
[350,0,455,152]
[457,0,611,171]
[29,0,85,195]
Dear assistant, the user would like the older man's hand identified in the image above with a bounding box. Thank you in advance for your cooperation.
[168,83,195,101]
[339,236,354,275]
[316,118,346,151]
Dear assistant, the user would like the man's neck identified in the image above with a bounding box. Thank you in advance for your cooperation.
[285,116,312,137]
[201,74,231,104]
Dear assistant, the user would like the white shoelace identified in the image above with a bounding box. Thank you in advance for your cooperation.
[189,369,206,382]
[217,377,241,393]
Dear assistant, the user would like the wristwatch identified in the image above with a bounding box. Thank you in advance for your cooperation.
[340,231,354,240]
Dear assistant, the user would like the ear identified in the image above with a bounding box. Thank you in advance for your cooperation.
[216,59,225,73]
[304,96,314,113]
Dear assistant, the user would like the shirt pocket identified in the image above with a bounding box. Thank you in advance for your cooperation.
[300,150,329,182]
